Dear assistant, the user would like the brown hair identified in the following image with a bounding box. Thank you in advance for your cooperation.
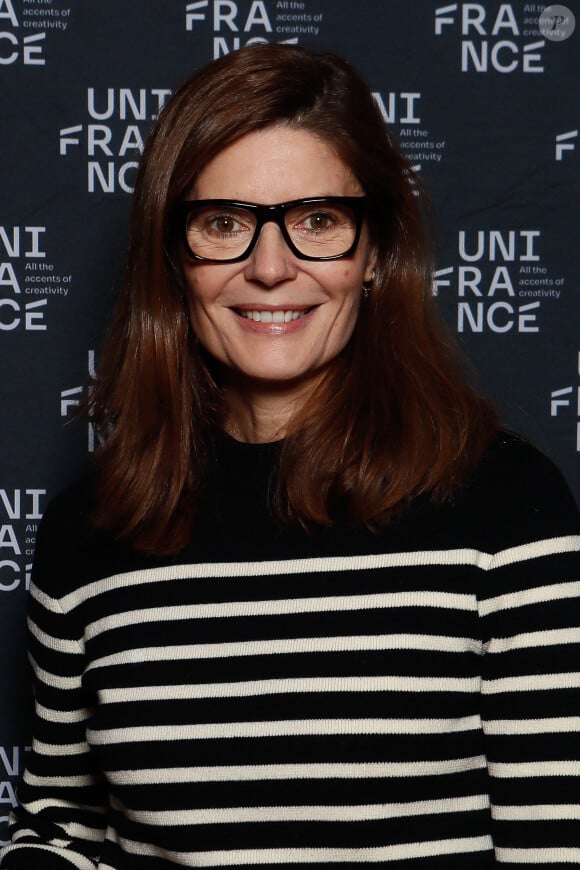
[90,43,498,554]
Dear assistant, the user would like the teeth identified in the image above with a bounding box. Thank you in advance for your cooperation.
[241,309,306,323]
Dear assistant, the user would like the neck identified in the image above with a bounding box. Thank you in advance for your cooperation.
[222,372,320,443]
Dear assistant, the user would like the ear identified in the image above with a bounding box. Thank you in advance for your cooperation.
[363,246,378,284]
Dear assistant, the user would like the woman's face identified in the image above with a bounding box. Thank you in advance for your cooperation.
[181,125,376,391]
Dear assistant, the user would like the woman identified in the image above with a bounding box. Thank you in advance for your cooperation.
[2,43,579,869]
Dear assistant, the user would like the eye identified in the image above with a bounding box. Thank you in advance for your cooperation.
[185,204,254,239]
[207,213,245,235]
[301,211,336,232]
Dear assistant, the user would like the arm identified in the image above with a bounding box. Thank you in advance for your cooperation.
[478,447,580,865]
[0,495,108,869]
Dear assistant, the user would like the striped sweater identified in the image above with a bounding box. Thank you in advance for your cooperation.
[1,431,579,869]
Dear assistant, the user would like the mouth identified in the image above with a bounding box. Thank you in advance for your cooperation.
[233,307,314,323]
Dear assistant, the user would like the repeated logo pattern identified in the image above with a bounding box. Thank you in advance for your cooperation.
[0,1,577,842]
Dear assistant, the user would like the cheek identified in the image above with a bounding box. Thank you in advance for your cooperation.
[335,267,363,308]
[182,262,240,308]
[182,269,221,323]
[336,251,368,289]
[182,274,214,337]
[182,265,206,302]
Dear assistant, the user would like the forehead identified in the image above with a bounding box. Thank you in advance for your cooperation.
[191,125,362,202]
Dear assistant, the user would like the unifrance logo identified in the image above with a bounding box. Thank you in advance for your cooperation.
[434,3,546,73]
[60,350,99,452]
[0,224,63,333]
[550,352,580,452]
[1,746,31,844]
[185,0,326,57]
[59,88,172,195]
[433,228,566,334]
[0,0,73,67]
[555,129,578,161]
[376,93,449,173]
[0,487,46,593]
[0,224,74,331]
[0,0,45,65]
[374,92,421,134]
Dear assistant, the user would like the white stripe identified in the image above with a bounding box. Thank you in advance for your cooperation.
[30,584,66,614]
[106,756,487,785]
[89,715,481,743]
[99,674,480,704]
[111,794,489,827]
[479,579,580,617]
[23,797,107,815]
[35,702,89,724]
[493,804,580,820]
[489,536,580,570]
[482,672,580,694]
[489,760,580,778]
[32,739,90,756]
[114,835,493,865]
[34,535,579,614]
[87,632,482,672]
[0,842,96,870]
[29,655,81,690]
[485,626,580,654]
[27,616,82,654]
[10,827,39,842]
[23,770,97,787]
[85,590,476,640]
[58,820,106,842]
[50,548,490,611]
[495,847,580,863]
[485,716,580,735]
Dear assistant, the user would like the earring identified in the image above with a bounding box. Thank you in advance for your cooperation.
[362,270,376,299]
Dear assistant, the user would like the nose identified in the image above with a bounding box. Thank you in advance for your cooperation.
[243,221,297,288]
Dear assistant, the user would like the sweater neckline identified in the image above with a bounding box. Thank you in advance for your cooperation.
[216,428,284,454]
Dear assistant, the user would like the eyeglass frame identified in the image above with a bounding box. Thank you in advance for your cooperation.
[173,196,368,264]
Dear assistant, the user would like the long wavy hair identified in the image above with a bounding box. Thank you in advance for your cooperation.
[89,43,498,554]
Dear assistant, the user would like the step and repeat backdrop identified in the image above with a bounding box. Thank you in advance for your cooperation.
[0,0,578,839]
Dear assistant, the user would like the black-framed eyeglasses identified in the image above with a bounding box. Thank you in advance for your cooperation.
[174,196,367,263]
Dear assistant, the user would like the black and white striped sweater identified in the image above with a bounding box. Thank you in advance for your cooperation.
[2,431,579,869]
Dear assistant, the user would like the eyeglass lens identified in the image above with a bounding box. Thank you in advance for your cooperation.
[184,200,358,260]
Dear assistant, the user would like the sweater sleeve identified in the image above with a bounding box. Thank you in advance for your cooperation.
[477,443,580,866]
[0,494,107,870]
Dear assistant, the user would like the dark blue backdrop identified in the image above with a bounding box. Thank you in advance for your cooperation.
[1,0,578,841]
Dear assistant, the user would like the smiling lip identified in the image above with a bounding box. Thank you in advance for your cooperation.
[232,305,316,332]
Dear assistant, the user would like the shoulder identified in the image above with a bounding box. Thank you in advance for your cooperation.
[32,475,155,599]
[36,475,94,542]
[450,429,579,552]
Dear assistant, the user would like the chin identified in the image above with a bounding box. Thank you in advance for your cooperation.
[229,357,313,382]
[227,361,321,389]
[242,369,311,385]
